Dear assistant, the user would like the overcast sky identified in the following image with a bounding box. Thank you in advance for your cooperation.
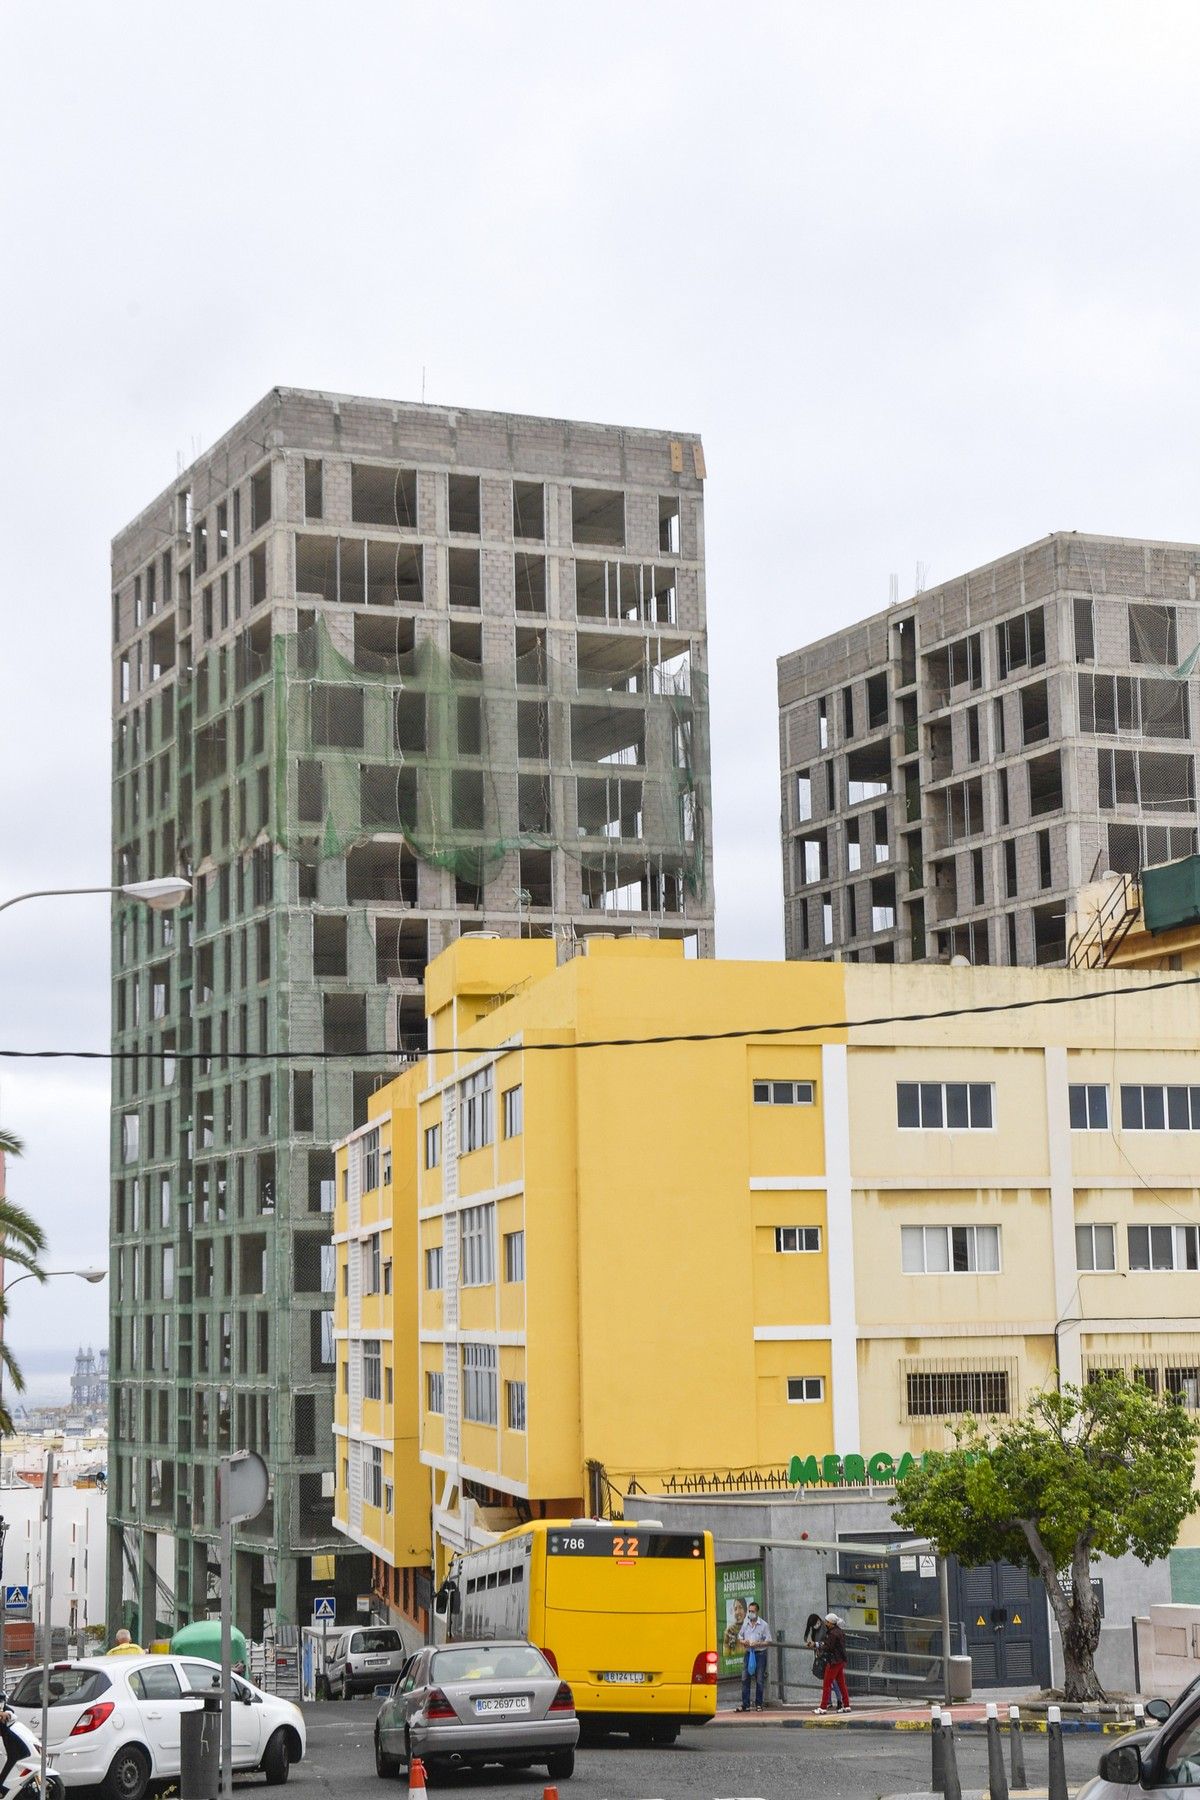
[3,0,1200,1377]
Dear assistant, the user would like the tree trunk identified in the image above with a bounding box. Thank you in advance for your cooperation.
[1019,1521,1105,1701]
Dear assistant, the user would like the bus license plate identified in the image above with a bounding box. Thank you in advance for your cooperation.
[601,1671,648,1683]
[474,1696,530,1715]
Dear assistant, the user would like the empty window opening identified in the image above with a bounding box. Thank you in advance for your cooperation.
[577,775,643,841]
[1074,596,1095,661]
[574,559,674,625]
[250,464,272,532]
[297,761,325,823]
[394,688,427,754]
[310,684,364,749]
[356,612,416,674]
[515,552,546,614]
[866,672,888,730]
[447,474,481,534]
[795,832,826,885]
[517,699,549,759]
[1129,602,1178,666]
[842,686,855,739]
[1037,828,1052,890]
[304,459,324,520]
[1032,901,1066,965]
[870,874,896,932]
[361,763,418,830]
[457,695,483,755]
[450,621,484,675]
[894,616,917,686]
[571,704,645,767]
[351,463,418,529]
[512,480,544,540]
[518,774,552,833]
[452,770,486,831]
[572,486,625,547]
[519,848,554,908]
[249,543,267,608]
[972,847,986,906]
[658,495,680,555]
[396,993,425,1059]
[846,740,890,806]
[448,548,481,608]
[293,1070,314,1133]
[216,500,229,561]
[312,914,348,978]
[322,992,367,1055]
[346,843,418,905]
[375,916,427,983]
[1028,752,1063,818]
[924,632,981,703]
[1021,681,1050,746]
[997,607,1045,679]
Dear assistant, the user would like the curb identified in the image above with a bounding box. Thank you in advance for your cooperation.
[714,1710,1136,1733]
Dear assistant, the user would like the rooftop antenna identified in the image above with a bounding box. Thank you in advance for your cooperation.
[915,561,929,593]
[421,366,427,404]
[888,573,899,606]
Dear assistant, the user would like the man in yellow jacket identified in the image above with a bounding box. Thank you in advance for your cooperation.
[107,1629,144,1655]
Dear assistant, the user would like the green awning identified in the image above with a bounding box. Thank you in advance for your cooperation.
[1142,855,1200,934]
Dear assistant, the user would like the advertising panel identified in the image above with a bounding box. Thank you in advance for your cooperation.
[716,1559,764,1678]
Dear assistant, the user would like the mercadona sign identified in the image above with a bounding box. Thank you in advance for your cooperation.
[787,1451,940,1485]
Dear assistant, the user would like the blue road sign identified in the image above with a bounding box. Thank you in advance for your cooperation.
[312,1596,335,1622]
[4,1587,29,1610]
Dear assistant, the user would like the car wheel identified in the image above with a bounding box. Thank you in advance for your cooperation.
[374,1730,400,1779]
[102,1745,151,1800]
[546,1749,575,1780]
[261,1729,292,1786]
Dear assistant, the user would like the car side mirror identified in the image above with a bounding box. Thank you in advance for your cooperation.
[433,1579,459,1618]
[1098,1743,1142,1786]
[1145,1698,1171,1723]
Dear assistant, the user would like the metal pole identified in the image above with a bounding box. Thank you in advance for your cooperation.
[0,1513,8,1686]
[39,1451,54,1799]
[219,1510,233,1800]
[939,1554,953,1704]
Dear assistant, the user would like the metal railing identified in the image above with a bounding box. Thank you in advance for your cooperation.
[1068,872,1140,968]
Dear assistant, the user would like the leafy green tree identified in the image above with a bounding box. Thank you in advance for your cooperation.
[893,1377,1200,1701]
[0,1128,46,1431]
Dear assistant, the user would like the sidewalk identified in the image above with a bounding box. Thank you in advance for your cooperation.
[712,1699,1134,1732]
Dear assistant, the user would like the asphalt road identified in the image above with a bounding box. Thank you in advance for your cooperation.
[291,1698,1108,1799]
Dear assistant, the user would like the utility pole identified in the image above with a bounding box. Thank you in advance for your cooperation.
[38,1451,54,1799]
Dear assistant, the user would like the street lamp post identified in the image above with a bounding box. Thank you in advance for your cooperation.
[0,879,192,919]
[0,1269,106,1680]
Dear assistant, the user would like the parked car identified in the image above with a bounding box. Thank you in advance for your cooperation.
[322,1627,407,1699]
[1082,1680,1200,1797]
[374,1640,578,1782]
[5,1655,304,1800]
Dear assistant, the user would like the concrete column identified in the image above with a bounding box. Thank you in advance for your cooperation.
[821,1043,861,1451]
[137,1529,157,1643]
[1044,1045,1082,1386]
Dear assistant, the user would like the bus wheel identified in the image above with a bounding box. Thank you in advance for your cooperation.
[649,1722,679,1745]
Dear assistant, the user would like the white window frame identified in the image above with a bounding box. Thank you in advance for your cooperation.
[502,1084,524,1139]
[363,1339,382,1400]
[506,1379,527,1432]
[362,1234,381,1295]
[1069,1084,1110,1130]
[1128,1223,1200,1271]
[361,1127,380,1191]
[753,1080,816,1107]
[424,1122,441,1169]
[424,1245,444,1291]
[365,1444,383,1508]
[896,1081,994,1130]
[774,1226,821,1253]
[1120,1084,1200,1131]
[460,1069,494,1153]
[427,1369,445,1414]
[901,1223,1001,1274]
[787,1376,824,1403]
[1075,1223,1117,1272]
[503,1229,525,1282]
[462,1343,498,1425]
[460,1204,495,1286]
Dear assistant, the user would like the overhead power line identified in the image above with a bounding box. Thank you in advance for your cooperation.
[1,969,1198,1063]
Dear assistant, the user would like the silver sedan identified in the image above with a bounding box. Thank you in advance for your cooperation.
[374,1641,578,1784]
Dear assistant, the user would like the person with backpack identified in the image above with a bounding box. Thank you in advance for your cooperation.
[814,1611,851,1714]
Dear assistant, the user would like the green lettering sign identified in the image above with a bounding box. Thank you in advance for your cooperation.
[866,1452,895,1481]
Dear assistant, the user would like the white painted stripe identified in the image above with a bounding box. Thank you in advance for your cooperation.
[749,1176,827,1191]
[822,1043,860,1454]
[419,1329,525,1347]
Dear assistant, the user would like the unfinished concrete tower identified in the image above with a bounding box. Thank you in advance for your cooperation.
[778,533,1200,966]
[108,388,714,1635]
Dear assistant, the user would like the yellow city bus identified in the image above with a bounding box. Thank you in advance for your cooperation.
[436,1519,717,1740]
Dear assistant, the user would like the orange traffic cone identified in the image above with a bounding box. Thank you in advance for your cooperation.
[543,1789,559,1800]
[407,1755,428,1794]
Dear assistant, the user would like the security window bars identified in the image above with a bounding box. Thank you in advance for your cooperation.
[506,1379,527,1432]
[906,1369,1010,1417]
[427,1370,445,1414]
[901,1224,1000,1274]
[424,1123,441,1169]
[1128,1224,1200,1271]
[1069,1084,1109,1129]
[896,1082,993,1130]
[461,1069,494,1153]
[775,1226,821,1253]
[1121,1085,1200,1130]
[362,1128,380,1192]
[462,1343,498,1425]
[787,1377,824,1403]
[502,1084,524,1139]
[1075,1224,1116,1271]
[503,1230,525,1282]
[424,1246,444,1290]
[753,1080,816,1106]
[364,1340,382,1400]
[461,1204,495,1286]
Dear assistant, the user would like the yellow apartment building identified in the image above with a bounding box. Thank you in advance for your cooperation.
[334,929,1200,1624]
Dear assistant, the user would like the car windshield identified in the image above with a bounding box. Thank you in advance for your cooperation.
[9,1669,112,1708]
[353,1631,400,1654]
[431,1646,549,1684]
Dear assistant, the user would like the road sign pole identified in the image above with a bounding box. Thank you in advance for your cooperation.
[322,1620,328,1698]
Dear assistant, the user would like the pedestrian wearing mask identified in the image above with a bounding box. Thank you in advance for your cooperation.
[735,1599,773,1712]
[814,1611,851,1714]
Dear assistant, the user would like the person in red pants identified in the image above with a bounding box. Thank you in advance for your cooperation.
[815,1612,851,1713]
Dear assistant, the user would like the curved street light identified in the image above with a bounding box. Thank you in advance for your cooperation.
[0,879,191,917]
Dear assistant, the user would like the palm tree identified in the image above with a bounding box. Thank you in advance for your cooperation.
[0,1128,46,1430]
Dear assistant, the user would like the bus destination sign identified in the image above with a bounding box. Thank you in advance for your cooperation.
[547,1530,704,1560]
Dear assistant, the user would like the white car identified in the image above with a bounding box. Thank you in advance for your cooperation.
[5,1655,305,1800]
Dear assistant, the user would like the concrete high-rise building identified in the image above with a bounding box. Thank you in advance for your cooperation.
[108,387,714,1635]
[778,532,1200,968]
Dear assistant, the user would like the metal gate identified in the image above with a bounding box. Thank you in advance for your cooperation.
[958,1561,1049,1687]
